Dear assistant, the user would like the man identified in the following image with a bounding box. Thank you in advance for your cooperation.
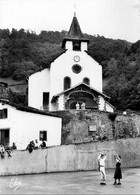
[98,154,107,185]
[34,139,40,149]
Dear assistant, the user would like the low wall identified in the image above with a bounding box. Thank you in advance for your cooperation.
[0,137,140,176]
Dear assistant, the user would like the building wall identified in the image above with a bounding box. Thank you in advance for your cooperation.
[98,96,114,113]
[65,41,88,51]
[58,95,65,111]
[0,103,62,150]
[28,47,103,112]
[0,137,140,176]
[105,102,114,113]
[98,96,105,111]
[28,69,50,110]
[50,50,102,110]
[65,41,72,50]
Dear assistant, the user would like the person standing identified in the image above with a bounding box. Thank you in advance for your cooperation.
[98,154,107,185]
[76,102,80,110]
[81,101,86,110]
[0,145,5,159]
[113,154,122,185]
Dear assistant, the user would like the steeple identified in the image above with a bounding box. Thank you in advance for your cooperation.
[67,14,84,39]
[62,14,89,49]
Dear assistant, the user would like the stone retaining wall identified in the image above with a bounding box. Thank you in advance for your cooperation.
[51,110,140,144]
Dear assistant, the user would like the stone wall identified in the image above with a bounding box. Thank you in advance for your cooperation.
[51,110,140,144]
[0,137,140,176]
[115,114,140,139]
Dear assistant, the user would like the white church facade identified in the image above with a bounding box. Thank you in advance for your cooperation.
[28,14,114,113]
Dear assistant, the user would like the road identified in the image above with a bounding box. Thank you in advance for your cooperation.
[0,168,140,194]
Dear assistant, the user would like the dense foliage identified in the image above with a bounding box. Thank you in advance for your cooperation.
[0,28,140,111]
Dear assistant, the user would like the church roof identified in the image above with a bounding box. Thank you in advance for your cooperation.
[62,15,89,48]
[51,82,110,102]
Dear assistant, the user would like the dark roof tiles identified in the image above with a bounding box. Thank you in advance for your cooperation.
[68,16,84,39]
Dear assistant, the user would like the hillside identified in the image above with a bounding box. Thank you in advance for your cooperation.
[0,28,140,111]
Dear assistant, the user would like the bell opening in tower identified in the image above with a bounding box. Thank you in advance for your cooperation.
[73,41,81,51]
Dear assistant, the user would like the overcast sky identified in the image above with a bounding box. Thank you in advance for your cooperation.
[0,0,140,43]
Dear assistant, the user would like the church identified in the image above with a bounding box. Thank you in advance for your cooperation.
[28,14,114,113]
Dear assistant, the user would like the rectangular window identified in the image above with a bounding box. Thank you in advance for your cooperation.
[39,131,47,141]
[43,92,49,111]
[0,129,9,146]
[0,109,8,119]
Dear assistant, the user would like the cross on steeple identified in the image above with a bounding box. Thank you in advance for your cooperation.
[74,4,76,17]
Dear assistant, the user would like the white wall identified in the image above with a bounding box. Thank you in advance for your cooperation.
[28,69,50,110]
[65,41,88,51]
[106,102,114,113]
[28,44,102,112]
[65,41,72,50]
[98,96,114,112]
[81,42,88,51]
[98,96,104,111]
[58,95,65,111]
[50,50,102,109]
[0,103,62,150]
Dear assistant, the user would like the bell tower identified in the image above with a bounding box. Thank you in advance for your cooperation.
[62,13,89,51]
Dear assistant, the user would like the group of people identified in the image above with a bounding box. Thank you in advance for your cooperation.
[0,142,17,159]
[26,139,47,153]
[98,153,122,185]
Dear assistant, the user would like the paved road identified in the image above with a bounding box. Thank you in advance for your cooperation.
[0,168,140,194]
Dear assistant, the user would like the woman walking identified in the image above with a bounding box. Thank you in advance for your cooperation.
[113,154,122,185]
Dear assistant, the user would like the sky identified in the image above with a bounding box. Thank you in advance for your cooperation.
[0,0,140,43]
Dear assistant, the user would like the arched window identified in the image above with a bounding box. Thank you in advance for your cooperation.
[64,77,71,90]
[83,77,90,85]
